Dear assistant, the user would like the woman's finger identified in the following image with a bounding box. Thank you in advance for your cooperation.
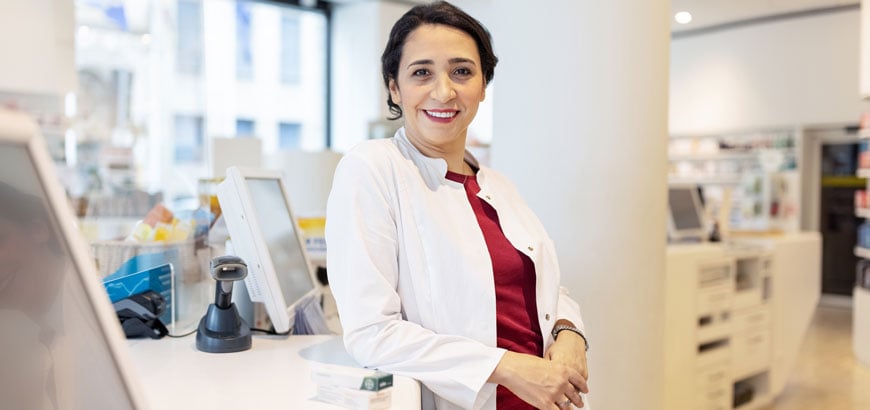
[568,373,589,394]
[565,389,585,408]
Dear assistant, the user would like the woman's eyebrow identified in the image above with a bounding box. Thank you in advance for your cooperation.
[406,57,478,69]
[407,59,433,68]
[449,57,476,66]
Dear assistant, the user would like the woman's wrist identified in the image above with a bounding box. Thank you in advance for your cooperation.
[552,318,588,351]
[488,351,518,385]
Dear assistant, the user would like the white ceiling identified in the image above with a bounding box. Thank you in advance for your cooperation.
[326,0,859,34]
[671,0,859,33]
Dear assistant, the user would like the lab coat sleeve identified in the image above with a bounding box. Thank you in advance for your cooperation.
[556,286,586,333]
[326,153,506,410]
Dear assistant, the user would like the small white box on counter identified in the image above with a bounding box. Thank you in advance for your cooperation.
[312,384,391,410]
[310,363,393,392]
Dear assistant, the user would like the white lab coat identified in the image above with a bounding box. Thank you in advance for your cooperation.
[326,128,585,410]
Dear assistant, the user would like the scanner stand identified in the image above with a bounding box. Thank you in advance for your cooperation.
[196,255,253,353]
[196,302,252,353]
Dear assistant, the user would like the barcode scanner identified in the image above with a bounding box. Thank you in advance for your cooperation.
[196,255,252,353]
[213,257,246,309]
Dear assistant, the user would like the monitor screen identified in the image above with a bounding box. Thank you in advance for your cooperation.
[0,143,136,409]
[246,178,314,310]
[669,187,703,230]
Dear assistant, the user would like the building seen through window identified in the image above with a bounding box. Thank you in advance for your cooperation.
[69,0,327,211]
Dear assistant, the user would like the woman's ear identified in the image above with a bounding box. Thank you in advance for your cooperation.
[480,80,487,102]
[389,78,402,104]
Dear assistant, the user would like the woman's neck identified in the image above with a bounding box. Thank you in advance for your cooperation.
[404,130,473,175]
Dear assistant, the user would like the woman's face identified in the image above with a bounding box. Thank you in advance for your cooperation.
[389,24,486,153]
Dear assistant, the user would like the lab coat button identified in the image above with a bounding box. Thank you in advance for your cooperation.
[527,246,534,252]
[485,195,491,200]
[545,314,550,320]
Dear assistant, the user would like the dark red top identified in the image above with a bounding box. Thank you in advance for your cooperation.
[446,170,543,410]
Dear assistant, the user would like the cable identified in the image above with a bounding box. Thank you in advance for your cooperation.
[166,329,197,338]
[164,327,290,337]
[250,327,291,336]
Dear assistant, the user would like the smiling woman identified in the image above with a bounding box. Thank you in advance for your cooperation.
[326,2,590,410]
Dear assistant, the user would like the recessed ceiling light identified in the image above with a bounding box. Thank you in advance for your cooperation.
[675,11,693,24]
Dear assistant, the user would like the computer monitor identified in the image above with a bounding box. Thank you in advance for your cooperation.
[667,183,707,242]
[0,109,146,408]
[217,166,318,334]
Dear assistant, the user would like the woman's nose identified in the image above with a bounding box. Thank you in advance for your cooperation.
[430,74,456,102]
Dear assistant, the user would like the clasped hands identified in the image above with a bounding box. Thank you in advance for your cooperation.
[490,331,589,409]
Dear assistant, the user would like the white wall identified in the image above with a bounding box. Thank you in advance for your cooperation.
[671,9,866,134]
[0,0,75,96]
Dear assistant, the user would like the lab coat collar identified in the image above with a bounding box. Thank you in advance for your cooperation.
[394,127,484,191]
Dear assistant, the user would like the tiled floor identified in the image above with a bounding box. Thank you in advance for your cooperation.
[761,305,870,410]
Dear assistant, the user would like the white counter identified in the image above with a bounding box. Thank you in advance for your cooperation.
[128,334,421,409]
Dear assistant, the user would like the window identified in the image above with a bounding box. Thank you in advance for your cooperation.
[278,123,302,149]
[174,115,204,162]
[236,119,256,137]
[236,1,253,81]
[177,0,203,75]
[73,0,327,205]
[280,14,301,85]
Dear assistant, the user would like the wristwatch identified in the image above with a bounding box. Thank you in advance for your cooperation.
[551,324,589,352]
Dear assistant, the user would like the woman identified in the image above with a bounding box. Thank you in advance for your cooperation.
[326,2,589,409]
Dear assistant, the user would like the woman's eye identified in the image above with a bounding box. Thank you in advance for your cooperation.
[412,69,430,77]
[454,67,472,76]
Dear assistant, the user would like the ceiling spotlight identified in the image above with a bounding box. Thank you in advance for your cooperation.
[675,11,692,24]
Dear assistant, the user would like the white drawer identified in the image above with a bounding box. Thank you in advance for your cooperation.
[734,305,770,333]
[698,284,733,316]
[731,330,771,379]
[695,364,730,393]
[697,339,731,368]
[695,384,732,410]
[697,316,733,344]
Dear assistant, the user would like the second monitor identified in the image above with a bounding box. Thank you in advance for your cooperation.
[217,166,318,334]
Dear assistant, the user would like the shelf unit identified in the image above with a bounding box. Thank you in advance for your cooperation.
[670,152,757,161]
[668,128,802,233]
[668,175,743,186]
[666,246,774,410]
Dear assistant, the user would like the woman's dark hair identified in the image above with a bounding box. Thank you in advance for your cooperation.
[381,1,498,120]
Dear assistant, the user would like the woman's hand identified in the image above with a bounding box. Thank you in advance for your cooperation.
[489,351,589,410]
[545,330,589,381]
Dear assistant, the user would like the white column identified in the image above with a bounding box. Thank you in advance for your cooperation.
[484,2,671,409]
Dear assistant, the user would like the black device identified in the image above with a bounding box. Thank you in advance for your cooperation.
[196,255,252,353]
[113,290,169,339]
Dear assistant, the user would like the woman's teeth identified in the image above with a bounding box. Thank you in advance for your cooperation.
[426,111,456,118]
